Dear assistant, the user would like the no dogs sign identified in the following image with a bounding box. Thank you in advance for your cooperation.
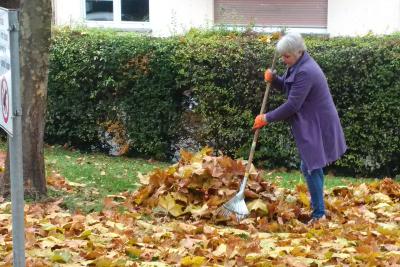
[0,9,13,135]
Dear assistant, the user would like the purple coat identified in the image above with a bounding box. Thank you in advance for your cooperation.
[267,52,347,171]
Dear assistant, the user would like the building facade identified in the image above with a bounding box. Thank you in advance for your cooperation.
[52,0,400,37]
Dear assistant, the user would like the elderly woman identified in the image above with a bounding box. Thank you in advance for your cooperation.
[253,33,347,224]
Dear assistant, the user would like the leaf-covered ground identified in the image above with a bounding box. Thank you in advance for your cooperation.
[0,148,399,266]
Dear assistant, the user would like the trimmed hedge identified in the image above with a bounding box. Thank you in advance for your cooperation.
[47,29,182,159]
[46,28,400,176]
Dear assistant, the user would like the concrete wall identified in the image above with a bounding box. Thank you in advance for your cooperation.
[53,0,400,37]
[150,0,214,36]
[52,0,214,36]
[328,0,400,36]
[53,0,84,26]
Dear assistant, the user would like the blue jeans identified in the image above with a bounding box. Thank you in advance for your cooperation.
[300,161,325,219]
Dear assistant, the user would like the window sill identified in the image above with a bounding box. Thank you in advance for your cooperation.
[85,21,152,33]
[215,25,329,36]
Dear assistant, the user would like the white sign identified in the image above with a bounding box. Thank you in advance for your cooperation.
[0,9,13,135]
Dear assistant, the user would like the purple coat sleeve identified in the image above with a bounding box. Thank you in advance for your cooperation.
[266,71,312,122]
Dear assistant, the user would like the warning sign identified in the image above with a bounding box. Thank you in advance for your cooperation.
[1,77,9,123]
[0,9,13,135]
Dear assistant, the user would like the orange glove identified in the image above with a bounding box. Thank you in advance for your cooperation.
[252,114,268,130]
[264,69,275,83]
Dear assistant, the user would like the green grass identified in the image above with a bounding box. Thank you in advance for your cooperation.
[43,146,376,212]
[263,169,378,190]
[0,141,378,213]
[44,145,167,213]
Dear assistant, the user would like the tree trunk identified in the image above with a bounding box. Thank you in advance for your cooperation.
[0,0,52,197]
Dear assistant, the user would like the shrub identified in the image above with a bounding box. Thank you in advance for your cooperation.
[175,30,400,176]
[47,28,182,159]
[47,28,400,176]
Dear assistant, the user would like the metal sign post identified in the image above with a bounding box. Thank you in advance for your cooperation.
[0,7,25,267]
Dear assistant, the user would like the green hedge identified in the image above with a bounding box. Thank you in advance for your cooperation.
[46,28,400,177]
[47,29,182,159]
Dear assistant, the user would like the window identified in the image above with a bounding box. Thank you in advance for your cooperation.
[86,0,113,21]
[85,0,149,22]
[121,0,149,21]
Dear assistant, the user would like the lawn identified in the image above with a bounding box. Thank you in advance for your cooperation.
[0,144,398,266]
[7,144,372,213]
[0,143,377,213]
[43,145,168,213]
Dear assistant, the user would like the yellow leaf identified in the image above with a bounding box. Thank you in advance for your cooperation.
[371,192,392,203]
[41,222,58,231]
[373,202,392,211]
[178,166,193,179]
[140,262,171,267]
[47,212,72,219]
[247,199,268,214]
[260,238,276,252]
[125,246,142,257]
[0,213,11,220]
[181,256,206,267]
[246,252,262,261]
[167,165,177,176]
[158,194,185,217]
[39,236,64,249]
[66,180,86,187]
[353,183,369,202]
[387,251,400,257]
[192,147,213,163]
[192,162,205,175]
[285,194,297,203]
[377,222,400,236]
[0,201,11,211]
[360,207,377,221]
[219,227,249,236]
[136,220,155,231]
[290,245,308,256]
[212,244,227,257]
[331,252,350,259]
[50,250,72,263]
[172,222,197,233]
[171,192,188,203]
[185,203,209,217]
[27,248,53,258]
[298,192,310,207]
[78,230,92,239]
[102,232,121,238]
[93,257,113,267]
[138,172,149,185]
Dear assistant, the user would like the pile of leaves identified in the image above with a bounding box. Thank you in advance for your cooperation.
[0,149,400,266]
[131,147,286,223]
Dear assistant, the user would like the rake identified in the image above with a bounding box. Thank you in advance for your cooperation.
[218,52,278,221]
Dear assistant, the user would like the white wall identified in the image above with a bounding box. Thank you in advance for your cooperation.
[150,0,214,37]
[328,0,400,36]
[53,0,84,26]
[53,0,400,37]
[52,0,214,36]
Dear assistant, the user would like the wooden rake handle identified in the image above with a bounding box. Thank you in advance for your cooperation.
[244,52,278,175]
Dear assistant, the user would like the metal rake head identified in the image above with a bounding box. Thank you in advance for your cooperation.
[218,193,249,221]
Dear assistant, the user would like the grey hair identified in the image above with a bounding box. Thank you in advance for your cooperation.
[276,33,307,54]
